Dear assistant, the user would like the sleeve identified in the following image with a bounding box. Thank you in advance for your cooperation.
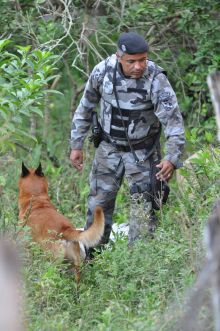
[70,62,105,150]
[151,73,185,168]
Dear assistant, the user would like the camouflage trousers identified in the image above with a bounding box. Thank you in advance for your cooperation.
[84,141,160,245]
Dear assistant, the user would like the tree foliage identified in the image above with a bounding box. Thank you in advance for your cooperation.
[0,2,220,330]
[0,0,219,153]
[0,39,58,152]
[123,0,220,133]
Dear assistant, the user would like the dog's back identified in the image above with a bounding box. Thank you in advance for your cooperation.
[18,163,105,274]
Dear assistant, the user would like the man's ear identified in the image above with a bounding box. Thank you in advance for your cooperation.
[35,163,44,177]
[21,162,29,177]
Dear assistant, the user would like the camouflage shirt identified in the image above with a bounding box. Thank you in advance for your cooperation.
[70,55,185,167]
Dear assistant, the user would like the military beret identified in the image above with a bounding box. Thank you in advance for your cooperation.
[117,32,149,54]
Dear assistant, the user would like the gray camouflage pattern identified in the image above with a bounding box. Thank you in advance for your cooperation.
[71,54,185,168]
[84,141,160,245]
[71,54,185,244]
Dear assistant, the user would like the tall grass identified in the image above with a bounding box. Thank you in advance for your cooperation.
[0,146,219,330]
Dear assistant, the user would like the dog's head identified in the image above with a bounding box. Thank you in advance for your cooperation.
[18,163,48,197]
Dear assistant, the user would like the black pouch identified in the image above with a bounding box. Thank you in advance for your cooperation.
[150,161,170,210]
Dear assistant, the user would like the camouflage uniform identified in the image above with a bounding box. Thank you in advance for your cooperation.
[71,55,185,245]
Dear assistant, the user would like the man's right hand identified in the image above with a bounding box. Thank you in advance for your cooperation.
[70,149,83,171]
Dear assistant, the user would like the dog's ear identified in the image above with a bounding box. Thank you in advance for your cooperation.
[21,162,29,177]
[35,163,44,177]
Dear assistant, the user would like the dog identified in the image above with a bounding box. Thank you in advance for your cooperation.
[18,162,104,284]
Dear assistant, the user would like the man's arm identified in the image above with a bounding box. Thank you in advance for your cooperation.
[151,72,185,176]
[70,65,103,150]
[70,61,106,170]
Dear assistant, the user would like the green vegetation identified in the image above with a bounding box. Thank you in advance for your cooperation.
[0,40,58,152]
[0,0,220,330]
[1,147,219,330]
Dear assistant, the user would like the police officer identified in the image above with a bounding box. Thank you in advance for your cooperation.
[70,31,185,246]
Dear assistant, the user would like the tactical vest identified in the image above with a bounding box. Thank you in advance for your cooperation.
[99,55,165,146]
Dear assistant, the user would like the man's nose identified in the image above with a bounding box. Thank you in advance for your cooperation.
[134,62,142,70]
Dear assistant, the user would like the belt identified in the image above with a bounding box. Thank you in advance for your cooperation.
[102,135,154,152]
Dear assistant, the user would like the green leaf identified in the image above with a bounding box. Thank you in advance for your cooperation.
[5,122,15,132]
[44,89,63,96]
[0,109,8,120]
[16,45,32,55]
[29,107,44,118]
[205,131,214,143]
[0,175,6,186]
[0,39,12,51]
[15,128,38,142]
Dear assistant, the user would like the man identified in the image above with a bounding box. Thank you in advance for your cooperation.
[70,31,185,247]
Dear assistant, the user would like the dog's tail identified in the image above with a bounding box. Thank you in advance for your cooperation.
[77,206,105,248]
[63,206,105,248]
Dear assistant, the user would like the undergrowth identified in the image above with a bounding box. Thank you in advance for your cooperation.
[0,146,219,330]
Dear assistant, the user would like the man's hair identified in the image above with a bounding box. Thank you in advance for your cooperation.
[117,49,125,57]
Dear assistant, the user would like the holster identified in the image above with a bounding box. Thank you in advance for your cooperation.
[89,111,102,148]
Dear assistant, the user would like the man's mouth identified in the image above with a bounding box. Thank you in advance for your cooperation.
[132,71,143,77]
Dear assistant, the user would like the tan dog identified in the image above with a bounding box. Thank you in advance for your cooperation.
[18,163,104,283]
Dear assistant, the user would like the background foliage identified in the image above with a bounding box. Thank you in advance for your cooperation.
[0,0,220,330]
[1,0,219,153]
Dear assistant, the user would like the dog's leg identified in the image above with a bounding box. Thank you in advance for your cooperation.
[73,264,81,286]
[72,242,81,286]
[64,241,81,285]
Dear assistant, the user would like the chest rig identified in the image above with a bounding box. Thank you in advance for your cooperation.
[99,56,163,146]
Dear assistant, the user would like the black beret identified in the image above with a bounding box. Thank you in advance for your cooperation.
[117,32,149,54]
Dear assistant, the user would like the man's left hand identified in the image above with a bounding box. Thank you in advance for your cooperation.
[155,160,175,181]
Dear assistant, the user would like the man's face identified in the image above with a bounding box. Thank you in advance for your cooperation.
[117,52,148,79]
